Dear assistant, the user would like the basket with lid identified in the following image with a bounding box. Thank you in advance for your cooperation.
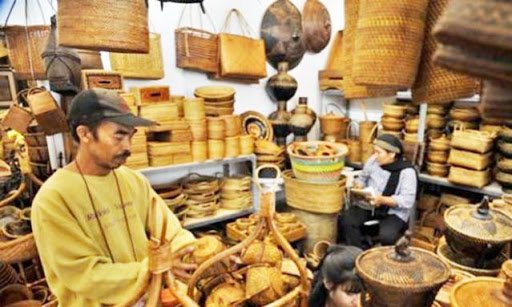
[355,231,451,307]
[443,197,512,267]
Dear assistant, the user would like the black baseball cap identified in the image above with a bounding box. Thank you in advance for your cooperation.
[68,89,155,127]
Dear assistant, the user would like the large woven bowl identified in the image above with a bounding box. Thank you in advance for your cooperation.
[287,141,348,182]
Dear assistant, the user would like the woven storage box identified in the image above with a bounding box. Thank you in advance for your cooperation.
[148,155,173,167]
[2,101,33,134]
[448,149,492,171]
[448,166,491,188]
[148,141,190,155]
[411,0,478,105]
[175,27,218,73]
[283,170,345,214]
[130,86,170,105]
[450,129,496,154]
[110,33,164,79]
[81,70,124,91]
[25,88,69,135]
[57,0,149,53]
[341,0,396,99]
[352,0,429,88]
[140,103,179,125]
[3,25,50,80]
[288,141,348,182]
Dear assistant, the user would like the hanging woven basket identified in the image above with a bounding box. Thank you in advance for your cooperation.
[411,0,478,105]
[352,0,429,88]
[57,0,149,53]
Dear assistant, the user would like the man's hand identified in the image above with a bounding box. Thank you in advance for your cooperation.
[172,246,197,280]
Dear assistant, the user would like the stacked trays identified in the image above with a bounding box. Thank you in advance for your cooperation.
[194,86,235,117]
[182,174,220,219]
[496,127,512,192]
[254,140,286,170]
[380,102,407,139]
[220,176,252,210]
[125,128,148,169]
[426,134,451,177]
[155,184,188,224]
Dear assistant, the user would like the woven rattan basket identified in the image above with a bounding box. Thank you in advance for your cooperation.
[187,119,208,141]
[448,166,491,189]
[352,0,429,88]
[57,0,149,53]
[110,33,164,79]
[411,0,478,105]
[356,232,451,307]
[3,26,50,80]
[224,136,240,158]
[282,170,345,214]
[448,149,492,171]
[191,141,208,162]
[207,117,226,140]
[175,27,218,73]
[239,135,255,155]
[2,91,33,133]
[450,128,496,154]
[184,98,206,120]
[25,88,69,135]
[208,140,225,159]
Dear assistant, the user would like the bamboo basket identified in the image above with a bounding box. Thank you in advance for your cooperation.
[289,207,338,254]
[239,135,255,155]
[175,27,218,73]
[25,88,69,135]
[225,136,240,158]
[77,49,103,69]
[448,149,492,171]
[353,0,429,88]
[282,170,345,214]
[148,141,190,155]
[448,166,491,188]
[341,0,397,99]
[411,0,478,105]
[191,141,208,162]
[2,92,33,133]
[130,86,170,105]
[222,115,242,137]
[208,140,225,160]
[207,117,226,140]
[110,33,164,79]
[57,0,149,53]
[184,98,206,120]
[81,70,124,91]
[0,234,38,263]
[187,119,207,141]
[359,121,378,144]
[140,103,179,125]
[157,120,190,131]
[451,128,496,154]
[3,26,50,80]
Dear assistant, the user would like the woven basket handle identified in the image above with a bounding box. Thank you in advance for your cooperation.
[346,121,357,140]
[220,8,255,38]
[325,102,346,116]
[177,3,216,32]
[254,164,281,192]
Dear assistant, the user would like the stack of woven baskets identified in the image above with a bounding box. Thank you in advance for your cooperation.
[447,129,496,188]
[220,176,252,210]
[194,86,235,117]
[448,103,480,133]
[496,127,512,193]
[284,141,348,251]
[23,125,52,180]
[254,140,285,170]
[124,128,149,169]
[155,184,188,224]
[425,104,449,140]
[379,103,407,140]
[426,134,450,177]
[182,173,220,219]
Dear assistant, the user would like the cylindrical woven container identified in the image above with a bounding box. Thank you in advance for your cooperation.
[57,0,149,53]
[109,32,164,79]
[191,141,208,162]
[239,135,255,155]
[225,136,240,158]
[359,121,378,143]
[353,0,429,88]
[411,0,478,105]
[361,142,374,164]
[208,139,225,160]
[289,207,338,254]
[4,26,50,80]
[341,0,396,99]
[171,95,185,117]
[207,117,226,140]
[187,119,207,141]
[222,115,242,137]
[184,97,206,120]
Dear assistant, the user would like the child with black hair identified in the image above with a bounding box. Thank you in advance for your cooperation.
[308,245,364,307]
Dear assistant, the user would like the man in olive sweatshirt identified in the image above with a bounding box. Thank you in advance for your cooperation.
[31,89,196,306]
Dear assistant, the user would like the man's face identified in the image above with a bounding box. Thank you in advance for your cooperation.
[373,145,396,166]
[83,121,136,170]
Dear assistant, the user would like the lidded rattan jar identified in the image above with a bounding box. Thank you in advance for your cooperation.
[444,197,512,267]
[355,232,451,307]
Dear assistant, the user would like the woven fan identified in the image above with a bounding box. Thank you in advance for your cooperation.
[187,164,310,306]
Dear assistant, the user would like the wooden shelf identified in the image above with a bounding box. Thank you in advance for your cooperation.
[418,173,502,197]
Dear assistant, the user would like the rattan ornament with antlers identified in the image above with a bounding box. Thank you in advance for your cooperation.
[114,198,198,307]
[187,164,311,306]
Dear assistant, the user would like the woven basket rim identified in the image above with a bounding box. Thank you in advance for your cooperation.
[287,141,348,160]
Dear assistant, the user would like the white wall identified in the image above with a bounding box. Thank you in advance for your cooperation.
[1,0,391,139]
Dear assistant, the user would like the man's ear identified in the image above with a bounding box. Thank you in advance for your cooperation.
[76,125,91,143]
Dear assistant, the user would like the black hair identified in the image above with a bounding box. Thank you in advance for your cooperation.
[308,245,364,307]
[69,118,103,143]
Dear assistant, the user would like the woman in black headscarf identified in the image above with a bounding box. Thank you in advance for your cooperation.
[338,134,418,249]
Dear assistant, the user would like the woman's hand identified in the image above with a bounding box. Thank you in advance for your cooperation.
[369,195,397,208]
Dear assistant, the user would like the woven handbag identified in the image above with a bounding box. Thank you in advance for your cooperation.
[411,0,478,105]
[175,4,218,73]
[1,90,34,133]
[352,0,429,88]
[25,88,69,135]
[110,33,164,79]
[218,9,267,79]
[57,0,149,53]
